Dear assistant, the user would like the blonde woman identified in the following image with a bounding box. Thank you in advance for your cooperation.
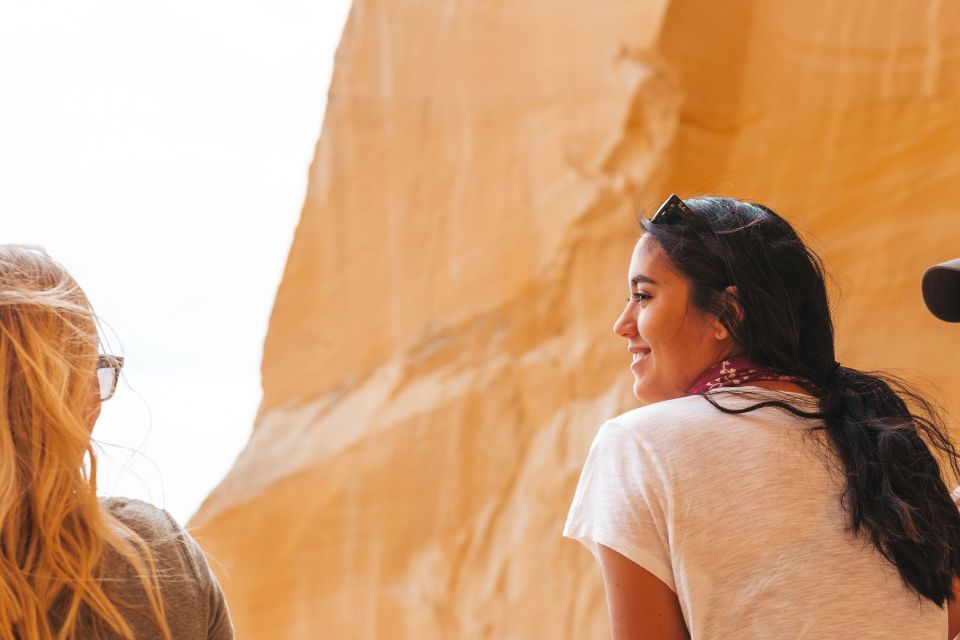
[0,245,232,639]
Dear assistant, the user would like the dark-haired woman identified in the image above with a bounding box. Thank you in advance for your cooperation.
[563,195,960,639]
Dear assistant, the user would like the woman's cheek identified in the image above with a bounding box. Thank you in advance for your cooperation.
[635,307,656,343]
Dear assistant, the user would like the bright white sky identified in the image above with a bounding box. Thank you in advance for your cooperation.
[0,0,352,523]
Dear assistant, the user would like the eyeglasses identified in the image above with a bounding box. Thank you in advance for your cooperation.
[97,354,124,402]
[649,193,722,256]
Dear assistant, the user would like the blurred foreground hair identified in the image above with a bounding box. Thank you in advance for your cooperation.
[0,245,170,639]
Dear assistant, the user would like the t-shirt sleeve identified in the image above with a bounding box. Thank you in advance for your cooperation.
[193,541,234,640]
[169,518,235,640]
[102,497,235,639]
[562,421,675,592]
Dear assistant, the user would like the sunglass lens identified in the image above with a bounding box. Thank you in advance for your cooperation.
[97,367,117,401]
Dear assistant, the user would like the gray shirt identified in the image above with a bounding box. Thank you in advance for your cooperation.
[96,497,234,639]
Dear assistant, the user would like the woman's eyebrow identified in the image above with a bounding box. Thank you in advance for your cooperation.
[630,274,658,286]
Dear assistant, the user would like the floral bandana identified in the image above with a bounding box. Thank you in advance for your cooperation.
[686,354,821,396]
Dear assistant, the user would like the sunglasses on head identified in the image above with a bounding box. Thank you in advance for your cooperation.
[649,193,722,256]
[650,193,692,225]
[97,354,123,402]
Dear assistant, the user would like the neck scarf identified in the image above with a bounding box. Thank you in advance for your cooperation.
[686,354,821,396]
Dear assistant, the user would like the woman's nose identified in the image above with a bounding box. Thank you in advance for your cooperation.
[613,303,637,338]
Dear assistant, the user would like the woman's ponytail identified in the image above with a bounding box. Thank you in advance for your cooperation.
[819,367,960,605]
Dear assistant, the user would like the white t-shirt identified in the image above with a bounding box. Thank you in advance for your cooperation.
[563,387,946,639]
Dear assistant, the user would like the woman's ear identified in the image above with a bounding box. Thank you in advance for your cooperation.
[713,285,743,341]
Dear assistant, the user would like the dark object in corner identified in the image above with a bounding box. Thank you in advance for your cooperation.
[923,258,960,322]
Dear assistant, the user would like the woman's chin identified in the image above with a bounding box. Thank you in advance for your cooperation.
[632,378,654,403]
[633,377,677,404]
[630,360,657,402]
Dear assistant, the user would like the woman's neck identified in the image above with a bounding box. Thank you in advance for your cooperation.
[687,354,821,397]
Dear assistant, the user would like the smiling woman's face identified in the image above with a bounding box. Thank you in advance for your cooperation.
[613,234,735,403]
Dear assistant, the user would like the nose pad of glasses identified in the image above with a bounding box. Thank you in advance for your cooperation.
[97,367,116,401]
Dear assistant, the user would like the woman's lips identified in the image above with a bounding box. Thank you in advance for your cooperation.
[630,349,651,370]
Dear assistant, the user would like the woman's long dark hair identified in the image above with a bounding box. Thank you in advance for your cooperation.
[641,196,960,606]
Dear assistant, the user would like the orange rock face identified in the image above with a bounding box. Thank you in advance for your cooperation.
[191,2,960,637]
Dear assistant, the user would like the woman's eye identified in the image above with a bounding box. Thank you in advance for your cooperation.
[629,292,652,303]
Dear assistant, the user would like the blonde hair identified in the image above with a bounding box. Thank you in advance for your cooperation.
[0,245,170,639]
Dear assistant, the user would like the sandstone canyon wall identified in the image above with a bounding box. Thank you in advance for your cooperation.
[191,1,960,637]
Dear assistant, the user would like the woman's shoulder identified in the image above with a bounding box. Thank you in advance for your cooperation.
[101,496,179,537]
[607,388,814,446]
[609,393,720,434]
[100,496,206,582]
[99,499,234,638]
[586,396,714,464]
